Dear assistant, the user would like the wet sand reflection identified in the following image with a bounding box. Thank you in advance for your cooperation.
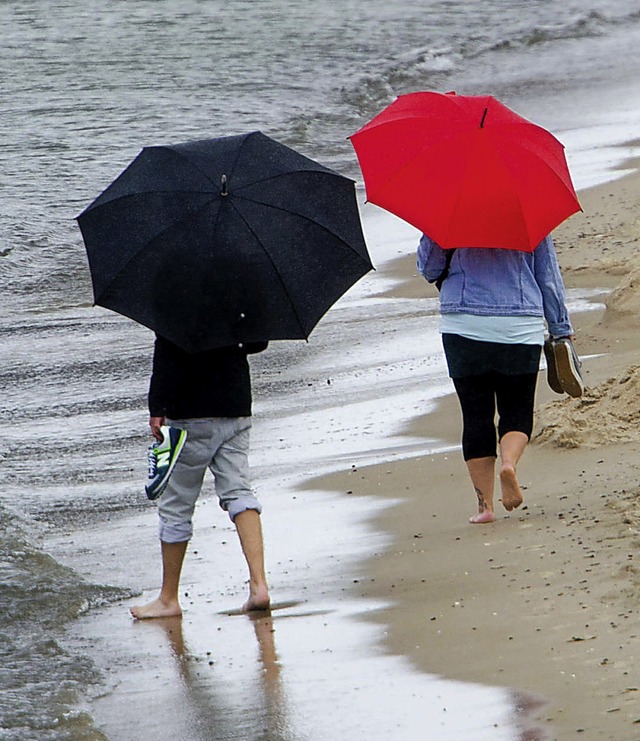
[134,606,294,741]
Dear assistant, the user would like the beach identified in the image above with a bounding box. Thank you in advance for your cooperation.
[45,161,640,741]
[4,2,640,738]
[312,165,640,739]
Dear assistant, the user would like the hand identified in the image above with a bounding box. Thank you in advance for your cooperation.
[149,416,166,442]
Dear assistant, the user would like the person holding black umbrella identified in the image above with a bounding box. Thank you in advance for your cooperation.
[130,335,270,619]
[76,131,373,616]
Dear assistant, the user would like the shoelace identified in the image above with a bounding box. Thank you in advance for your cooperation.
[147,447,158,478]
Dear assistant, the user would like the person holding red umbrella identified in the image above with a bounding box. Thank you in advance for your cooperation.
[418,233,583,523]
[351,90,584,524]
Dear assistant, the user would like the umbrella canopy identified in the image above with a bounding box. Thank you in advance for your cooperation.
[349,91,581,251]
[77,131,372,352]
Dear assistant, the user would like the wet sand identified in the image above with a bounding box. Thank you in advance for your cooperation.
[57,479,530,739]
[314,163,640,739]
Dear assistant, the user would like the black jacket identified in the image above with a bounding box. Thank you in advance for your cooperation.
[148,335,268,419]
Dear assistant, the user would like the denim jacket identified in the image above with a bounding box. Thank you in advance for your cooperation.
[417,234,573,338]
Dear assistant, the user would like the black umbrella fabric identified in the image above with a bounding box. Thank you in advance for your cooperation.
[77,131,373,352]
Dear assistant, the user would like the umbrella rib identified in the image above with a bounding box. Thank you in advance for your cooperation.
[92,197,217,303]
[161,133,255,189]
[441,147,477,248]
[231,192,371,265]
[233,169,347,195]
[486,133,580,246]
[358,128,450,204]
[504,132,581,193]
[172,137,250,187]
[81,189,211,215]
[226,198,309,336]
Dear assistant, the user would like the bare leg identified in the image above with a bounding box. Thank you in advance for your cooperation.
[235,509,270,612]
[466,456,497,524]
[499,431,528,511]
[130,540,188,619]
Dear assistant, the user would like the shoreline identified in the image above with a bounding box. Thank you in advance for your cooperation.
[311,167,640,738]
[49,160,640,740]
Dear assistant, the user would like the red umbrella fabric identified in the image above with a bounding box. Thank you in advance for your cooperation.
[349,91,581,251]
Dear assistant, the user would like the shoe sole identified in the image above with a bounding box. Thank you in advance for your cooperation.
[543,340,564,394]
[145,428,188,500]
[553,340,584,398]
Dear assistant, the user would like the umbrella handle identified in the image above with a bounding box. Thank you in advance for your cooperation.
[221,174,228,196]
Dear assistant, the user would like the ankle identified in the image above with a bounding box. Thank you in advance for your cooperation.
[250,578,269,595]
[158,591,180,608]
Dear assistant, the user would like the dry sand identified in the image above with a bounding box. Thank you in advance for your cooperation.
[314,163,640,739]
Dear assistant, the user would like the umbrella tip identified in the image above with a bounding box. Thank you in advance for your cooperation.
[480,107,488,128]
[221,174,228,196]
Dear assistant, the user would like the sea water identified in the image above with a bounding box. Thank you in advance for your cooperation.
[1,1,640,738]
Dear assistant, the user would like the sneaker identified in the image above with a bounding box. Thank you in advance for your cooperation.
[145,425,188,500]
[553,338,585,398]
[543,339,564,394]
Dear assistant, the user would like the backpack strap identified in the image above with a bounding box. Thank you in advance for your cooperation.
[434,248,455,291]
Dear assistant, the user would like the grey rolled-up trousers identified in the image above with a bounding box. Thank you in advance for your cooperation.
[157,417,262,543]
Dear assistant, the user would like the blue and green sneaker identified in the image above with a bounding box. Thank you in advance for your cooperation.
[145,425,188,500]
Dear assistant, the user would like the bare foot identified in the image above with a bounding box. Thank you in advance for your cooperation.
[469,510,496,524]
[242,583,271,613]
[130,596,182,620]
[500,464,524,511]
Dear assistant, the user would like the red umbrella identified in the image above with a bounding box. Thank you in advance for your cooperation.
[349,91,581,251]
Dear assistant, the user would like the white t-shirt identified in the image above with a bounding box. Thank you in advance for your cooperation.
[440,313,545,345]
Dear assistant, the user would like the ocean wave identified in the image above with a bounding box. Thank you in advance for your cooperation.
[0,504,134,739]
[339,45,460,117]
[338,5,640,120]
[478,10,610,55]
[0,504,133,624]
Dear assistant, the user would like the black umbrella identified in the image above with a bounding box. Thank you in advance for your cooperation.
[76,131,373,352]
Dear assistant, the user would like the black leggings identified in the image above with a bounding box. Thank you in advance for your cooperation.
[452,372,538,461]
